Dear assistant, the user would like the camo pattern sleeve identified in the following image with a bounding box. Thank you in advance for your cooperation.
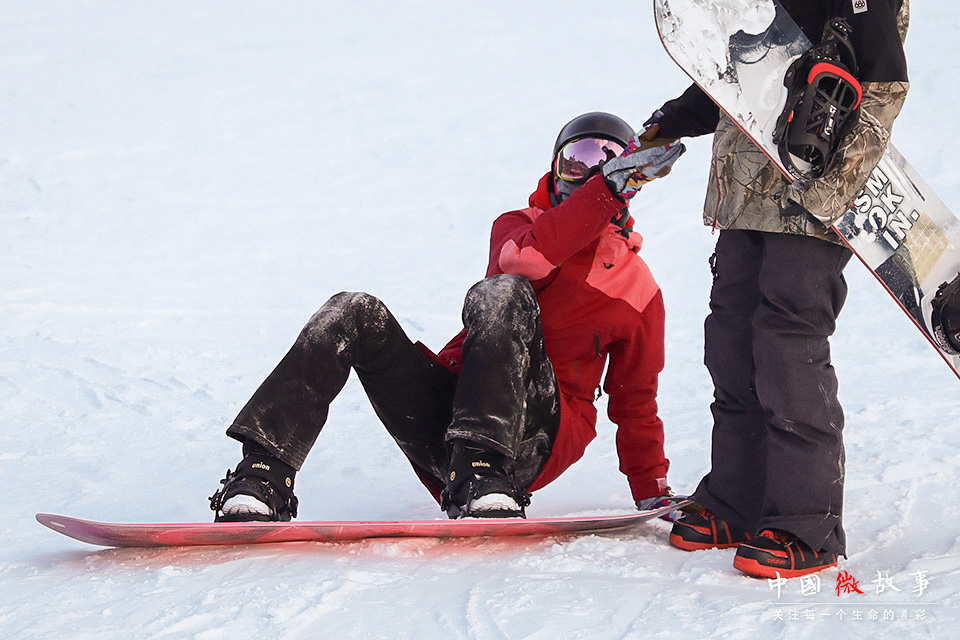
[897,0,910,42]
[791,80,908,226]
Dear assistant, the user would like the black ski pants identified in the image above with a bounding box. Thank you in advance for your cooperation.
[694,230,853,555]
[226,274,560,496]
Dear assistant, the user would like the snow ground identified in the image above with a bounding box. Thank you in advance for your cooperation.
[2,1,958,638]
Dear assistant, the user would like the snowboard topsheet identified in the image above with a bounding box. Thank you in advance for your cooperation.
[654,0,960,380]
[36,502,690,548]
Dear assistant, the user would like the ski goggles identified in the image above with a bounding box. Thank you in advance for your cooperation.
[554,137,626,183]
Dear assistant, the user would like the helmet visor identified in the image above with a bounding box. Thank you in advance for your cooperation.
[554,137,625,183]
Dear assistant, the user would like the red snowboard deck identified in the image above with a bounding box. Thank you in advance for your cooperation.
[36,502,689,548]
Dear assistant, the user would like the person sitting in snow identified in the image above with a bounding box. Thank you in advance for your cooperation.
[209,112,685,521]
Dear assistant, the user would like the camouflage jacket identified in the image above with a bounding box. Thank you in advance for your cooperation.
[657,0,910,244]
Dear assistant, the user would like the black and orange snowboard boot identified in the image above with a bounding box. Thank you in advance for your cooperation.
[669,506,751,551]
[733,529,838,578]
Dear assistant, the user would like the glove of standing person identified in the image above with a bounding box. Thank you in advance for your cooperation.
[601,134,685,200]
[638,110,680,146]
[642,109,665,134]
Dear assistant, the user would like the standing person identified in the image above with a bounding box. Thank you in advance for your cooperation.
[209,112,686,522]
[644,0,910,577]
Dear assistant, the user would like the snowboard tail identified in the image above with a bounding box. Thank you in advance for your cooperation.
[36,501,690,548]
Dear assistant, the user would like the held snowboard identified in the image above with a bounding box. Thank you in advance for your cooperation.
[654,0,960,380]
[36,501,690,548]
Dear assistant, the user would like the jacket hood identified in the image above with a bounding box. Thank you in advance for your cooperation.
[529,172,555,210]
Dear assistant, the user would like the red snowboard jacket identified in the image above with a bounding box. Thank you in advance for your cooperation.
[427,173,669,502]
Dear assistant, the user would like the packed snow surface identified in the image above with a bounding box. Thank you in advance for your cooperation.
[2,1,958,638]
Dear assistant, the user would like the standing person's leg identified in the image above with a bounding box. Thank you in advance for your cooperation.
[732,232,852,579]
[672,230,766,550]
[750,232,852,556]
[695,231,769,526]
[212,292,458,521]
[443,275,560,517]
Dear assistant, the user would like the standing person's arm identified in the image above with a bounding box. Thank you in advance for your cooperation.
[644,83,722,141]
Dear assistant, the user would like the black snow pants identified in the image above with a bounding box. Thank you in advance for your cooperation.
[694,230,853,556]
[225,274,560,496]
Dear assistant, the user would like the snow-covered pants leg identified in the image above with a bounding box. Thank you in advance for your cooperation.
[694,230,852,556]
[445,274,560,489]
[226,276,559,495]
[227,292,459,484]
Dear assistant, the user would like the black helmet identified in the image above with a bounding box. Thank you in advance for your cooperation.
[552,112,635,163]
[550,112,634,203]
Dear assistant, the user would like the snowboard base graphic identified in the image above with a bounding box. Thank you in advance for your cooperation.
[654,0,960,380]
[37,502,690,548]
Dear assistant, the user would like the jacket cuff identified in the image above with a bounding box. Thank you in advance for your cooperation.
[629,474,670,503]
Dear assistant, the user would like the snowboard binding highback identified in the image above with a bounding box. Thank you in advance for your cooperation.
[440,441,530,519]
[774,19,862,181]
[210,454,299,522]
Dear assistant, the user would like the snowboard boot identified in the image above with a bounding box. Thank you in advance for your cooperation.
[441,441,531,519]
[209,454,299,522]
[733,529,838,578]
[669,505,752,551]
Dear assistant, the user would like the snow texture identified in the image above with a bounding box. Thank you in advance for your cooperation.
[1,1,958,638]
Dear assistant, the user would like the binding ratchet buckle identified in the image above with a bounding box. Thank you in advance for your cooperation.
[774,19,862,181]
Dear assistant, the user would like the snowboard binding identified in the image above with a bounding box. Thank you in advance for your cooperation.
[774,19,862,181]
[931,274,960,355]
[440,441,530,519]
[209,454,299,522]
